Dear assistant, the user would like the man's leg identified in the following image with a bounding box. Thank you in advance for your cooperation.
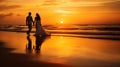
[27,25,32,35]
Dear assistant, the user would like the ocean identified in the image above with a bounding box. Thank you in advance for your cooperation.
[0,24,120,40]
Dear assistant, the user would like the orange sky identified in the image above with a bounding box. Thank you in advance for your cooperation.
[0,0,120,25]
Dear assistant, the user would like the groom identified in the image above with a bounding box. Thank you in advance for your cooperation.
[26,12,34,35]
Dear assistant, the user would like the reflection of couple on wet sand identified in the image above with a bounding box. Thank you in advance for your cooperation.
[26,12,50,36]
[26,12,50,54]
[26,35,48,54]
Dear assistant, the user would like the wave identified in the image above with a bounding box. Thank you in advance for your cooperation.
[52,34,120,40]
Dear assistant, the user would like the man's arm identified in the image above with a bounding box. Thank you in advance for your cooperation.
[31,17,34,26]
[33,21,35,26]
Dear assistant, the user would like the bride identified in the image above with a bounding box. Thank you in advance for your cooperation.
[34,13,49,36]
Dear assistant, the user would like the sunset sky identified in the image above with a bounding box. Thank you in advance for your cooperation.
[0,0,120,25]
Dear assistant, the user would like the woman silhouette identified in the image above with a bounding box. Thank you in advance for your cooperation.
[34,13,48,36]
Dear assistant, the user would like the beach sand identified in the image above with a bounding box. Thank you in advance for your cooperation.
[0,31,71,67]
[0,31,120,67]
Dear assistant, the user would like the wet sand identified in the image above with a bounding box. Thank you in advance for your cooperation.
[0,44,70,67]
[0,31,71,67]
[0,31,120,67]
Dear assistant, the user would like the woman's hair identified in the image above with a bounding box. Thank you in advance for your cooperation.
[35,13,40,21]
[36,13,40,17]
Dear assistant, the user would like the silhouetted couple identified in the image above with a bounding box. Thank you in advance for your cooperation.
[26,12,49,36]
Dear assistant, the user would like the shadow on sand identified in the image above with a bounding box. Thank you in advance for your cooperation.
[0,41,71,67]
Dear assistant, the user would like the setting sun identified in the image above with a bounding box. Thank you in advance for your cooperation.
[60,20,64,24]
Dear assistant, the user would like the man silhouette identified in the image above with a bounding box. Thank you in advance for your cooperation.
[26,12,34,35]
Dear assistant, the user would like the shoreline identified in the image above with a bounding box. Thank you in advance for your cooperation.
[0,29,120,36]
[0,30,120,40]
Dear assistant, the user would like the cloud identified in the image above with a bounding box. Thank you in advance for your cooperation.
[44,0,57,2]
[0,5,21,11]
[70,0,120,2]
[102,1,120,9]
[70,0,81,2]
[42,0,62,6]
[0,13,13,19]
[68,0,120,10]
[0,0,6,2]
[42,2,59,6]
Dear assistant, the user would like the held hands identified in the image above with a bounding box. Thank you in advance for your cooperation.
[33,21,35,26]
